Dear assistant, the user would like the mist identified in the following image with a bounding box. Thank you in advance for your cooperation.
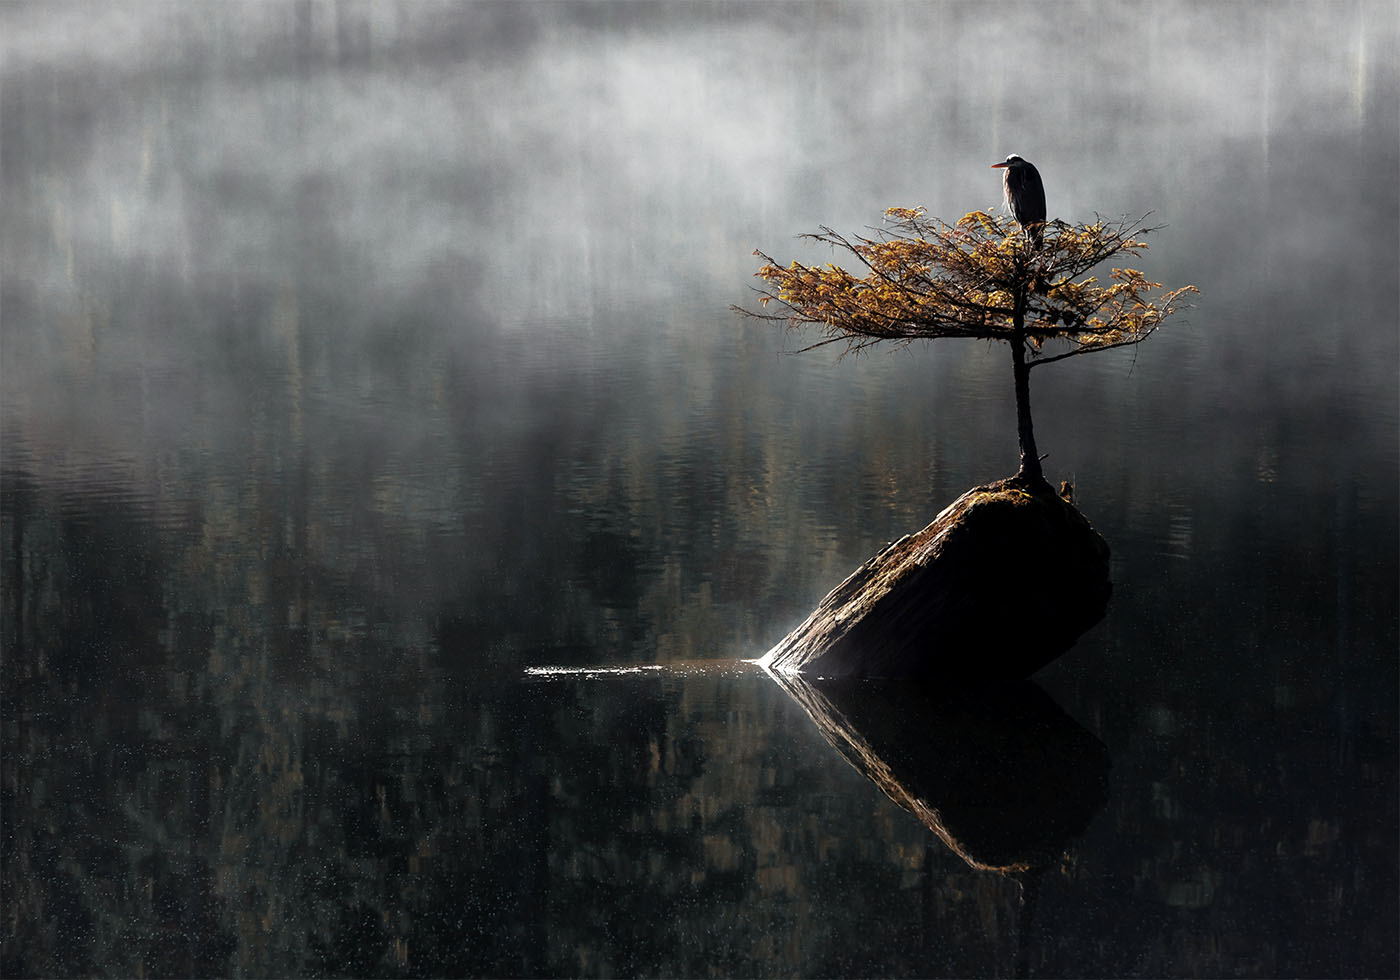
[2,0,1397,590]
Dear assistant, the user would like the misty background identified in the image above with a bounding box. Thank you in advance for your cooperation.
[4,1,1395,656]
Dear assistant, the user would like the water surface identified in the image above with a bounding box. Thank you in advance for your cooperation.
[3,3,1397,977]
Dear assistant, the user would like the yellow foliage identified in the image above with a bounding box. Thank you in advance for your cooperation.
[743,208,1197,365]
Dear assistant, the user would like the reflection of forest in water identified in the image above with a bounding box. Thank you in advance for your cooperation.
[3,462,1395,976]
[3,2,1398,977]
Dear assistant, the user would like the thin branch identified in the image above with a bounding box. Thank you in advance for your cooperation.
[1024,328,1160,369]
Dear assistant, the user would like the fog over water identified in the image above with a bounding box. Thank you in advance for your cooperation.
[2,3,1398,977]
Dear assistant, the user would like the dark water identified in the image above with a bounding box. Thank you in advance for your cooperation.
[3,3,1398,977]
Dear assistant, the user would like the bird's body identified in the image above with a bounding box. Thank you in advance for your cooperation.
[990,154,1046,247]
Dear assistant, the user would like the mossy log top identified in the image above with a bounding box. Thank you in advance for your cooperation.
[760,475,1111,679]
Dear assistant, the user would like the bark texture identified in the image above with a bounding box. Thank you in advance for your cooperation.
[760,475,1110,679]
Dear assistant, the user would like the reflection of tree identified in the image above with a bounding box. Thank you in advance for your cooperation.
[1,477,237,977]
[4,465,738,974]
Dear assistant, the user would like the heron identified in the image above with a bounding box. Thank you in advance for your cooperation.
[990,154,1046,247]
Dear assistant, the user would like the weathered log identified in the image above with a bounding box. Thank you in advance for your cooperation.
[760,475,1110,679]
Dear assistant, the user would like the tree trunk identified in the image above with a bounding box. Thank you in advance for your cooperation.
[1010,297,1042,483]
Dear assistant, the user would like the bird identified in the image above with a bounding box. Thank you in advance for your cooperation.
[990,154,1046,247]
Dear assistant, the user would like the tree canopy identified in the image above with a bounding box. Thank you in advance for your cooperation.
[741,208,1196,368]
[738,207,1198,482]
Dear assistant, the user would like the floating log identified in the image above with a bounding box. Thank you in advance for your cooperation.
[761,475,1111,679]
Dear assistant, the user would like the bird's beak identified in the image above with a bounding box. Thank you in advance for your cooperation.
[990,162,1008,169]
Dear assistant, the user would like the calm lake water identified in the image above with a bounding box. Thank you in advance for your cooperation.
[3,3,1398,977]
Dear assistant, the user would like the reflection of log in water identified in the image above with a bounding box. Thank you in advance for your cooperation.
[768,670,1110,873]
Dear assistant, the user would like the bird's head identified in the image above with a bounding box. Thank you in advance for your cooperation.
[990,154,1027,170]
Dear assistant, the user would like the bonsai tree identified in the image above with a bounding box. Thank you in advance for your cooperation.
[738,208,1198,484]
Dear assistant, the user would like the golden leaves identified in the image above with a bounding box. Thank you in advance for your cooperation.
[744,209,1196,362]
[884,206,926,222]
